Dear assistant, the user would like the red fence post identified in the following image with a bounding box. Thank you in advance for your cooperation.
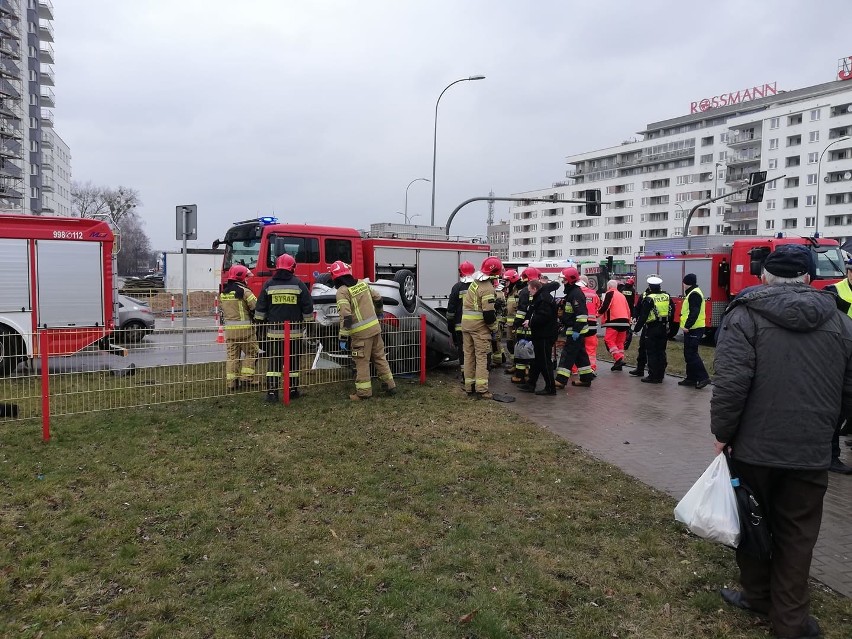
[39,331,50,442]
[283,321,291,406]
[419,314,427,385]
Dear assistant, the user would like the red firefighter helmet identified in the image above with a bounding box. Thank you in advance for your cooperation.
[458,261,475,277]
[275,254,296,271]
[521,266,541,281]
[480,256,504,277]
[561,266,580,285]
[329,260,352,278]
[626,277,636,286]
[227,264,251,282]
[503,269,520,283]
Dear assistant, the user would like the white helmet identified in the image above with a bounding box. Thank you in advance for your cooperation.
[647,275,663,286]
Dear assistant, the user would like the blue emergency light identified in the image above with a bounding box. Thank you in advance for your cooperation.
[258,216,278,225]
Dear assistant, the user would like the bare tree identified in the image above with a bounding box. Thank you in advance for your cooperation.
[116,213,156,275]
[103,185,142,224]
[71,181,109,218]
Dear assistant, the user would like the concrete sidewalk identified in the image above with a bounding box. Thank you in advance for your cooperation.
[490,367,852,597]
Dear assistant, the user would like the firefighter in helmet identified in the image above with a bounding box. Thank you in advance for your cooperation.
[446,261,476,368]
[329,260,396,400]
[461,256,503,399]
[510,266,541,383]
[554,266,595,388]
[502,269,521,371]
[255,254,314,402]
[220,264,259,391]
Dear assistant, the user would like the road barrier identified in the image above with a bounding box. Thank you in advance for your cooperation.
[0,316,428,441]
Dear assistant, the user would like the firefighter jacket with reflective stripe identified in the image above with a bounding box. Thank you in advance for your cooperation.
[560,284,590,334]
[446,280,472,332]
[336,280,383,339]
[220,281,257,329]
[255,271,314,337]
[680,285,706,329]
[461,279,497,332]
[599,288,631,326]
[829,278,852,318]
[513,286,532,338]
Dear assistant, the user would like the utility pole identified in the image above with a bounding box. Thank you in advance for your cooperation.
[486,190,495,226]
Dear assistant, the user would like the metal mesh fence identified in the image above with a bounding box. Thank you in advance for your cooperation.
[0,316,424,436]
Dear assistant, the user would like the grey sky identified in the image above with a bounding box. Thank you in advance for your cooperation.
[59,0,849,252]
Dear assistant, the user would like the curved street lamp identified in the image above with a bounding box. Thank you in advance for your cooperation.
[814,135,851,237]
[430,75,486,226]
[404,177,430,222]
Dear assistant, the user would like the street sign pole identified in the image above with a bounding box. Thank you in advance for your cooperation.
[176,205,198,364]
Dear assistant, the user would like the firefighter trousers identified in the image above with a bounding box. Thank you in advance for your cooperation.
[225,327,258,387]
[462,326,492,393]
[555,334,594,385]
[265,336,303,391]
[351,333,395,398]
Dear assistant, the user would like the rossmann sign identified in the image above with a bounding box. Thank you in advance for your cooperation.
[690,82,778,114]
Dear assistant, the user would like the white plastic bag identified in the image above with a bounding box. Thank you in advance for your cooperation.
[514,340,535,359]
[674,453,740,547]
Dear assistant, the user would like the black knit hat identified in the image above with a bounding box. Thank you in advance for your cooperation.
[682,273,697,286]
[763,245,812,278]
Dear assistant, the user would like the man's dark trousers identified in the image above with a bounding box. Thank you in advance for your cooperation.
[634,328,647,372]
[528,337,556,390]
[683,327,709,381]
[644,323,668,380]
[733,461,827,638]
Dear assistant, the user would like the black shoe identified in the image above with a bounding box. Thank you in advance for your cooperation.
[846,439,852,447]
[628,369,644,377]
[535,388,557,395]
[678,379,697,387]
[783,615,823,639]
[640,377,663,384]
[518,384,536,393]
[289,388,301,399]
[265,390,279,403]
[695,378,711,390]
[385,386,398,396]
[829,459,852,474]
[571,380,592,388]
[719,588,768,617]
[611,360,624,371]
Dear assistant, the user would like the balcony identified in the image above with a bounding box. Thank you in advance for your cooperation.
[0,142,21,159]
[0,0,20,20]
[41,174,53,192]
[0,38,20,60]
[0,160,22,178]
[0,59,20,79]
[0,121,21,139]
[38,20,53,43]
[0,183,23,200]
[39,42,54,64]
[40,66,54,86]
[726,153,761,167]
[724,208,759,222]
[40,130,52,148]
[40,108,53,127]
[728,132,762,147]
[40,86,54,107]
[38,0,54,20]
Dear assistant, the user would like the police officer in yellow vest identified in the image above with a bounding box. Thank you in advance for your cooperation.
[678,273,712,389]
[329,260,396,401]
[462,256,503,399]
[632,275,674,383]
[220,264,259,391]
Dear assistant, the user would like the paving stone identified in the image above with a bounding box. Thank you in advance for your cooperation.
[491,365,852,597]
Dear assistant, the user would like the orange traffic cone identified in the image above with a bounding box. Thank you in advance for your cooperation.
[216,322,225,344]
[214,296,225,344]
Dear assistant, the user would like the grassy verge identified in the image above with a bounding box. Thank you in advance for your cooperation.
[595,334,716,378]
[2,379,849,638]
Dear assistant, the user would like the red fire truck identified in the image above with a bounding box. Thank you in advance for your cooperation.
[635,234,845,338]
[213,217,490,312]
[0,215,116,374]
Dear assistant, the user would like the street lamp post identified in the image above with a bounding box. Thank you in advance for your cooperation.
[430,75,486,226]
[397,211,421,225]
[814,135,851,237]
[404,177,430,222]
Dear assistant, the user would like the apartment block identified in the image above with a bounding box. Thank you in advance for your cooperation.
[509,76,852,263]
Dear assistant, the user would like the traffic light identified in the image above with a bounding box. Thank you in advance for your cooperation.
[585,189,602,216]
[746,171,768,203]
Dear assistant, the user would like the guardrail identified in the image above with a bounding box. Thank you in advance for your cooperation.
[0,317,428,440]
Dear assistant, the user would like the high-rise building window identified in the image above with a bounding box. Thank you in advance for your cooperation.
[810,109,821,121]
[770,117,780,129]
[769,138,779,150]
[809,131,820,143]
[807,152,819,164]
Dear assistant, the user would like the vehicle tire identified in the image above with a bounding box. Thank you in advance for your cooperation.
[0,328,24,376]
[314,272,333,286]
[122,320,148,343]
[393,269,417,313]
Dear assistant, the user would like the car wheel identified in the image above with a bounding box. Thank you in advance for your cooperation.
[393,269,417,313]
[0,328,24,376]
[315,272,333,286]
[122,320,148,343]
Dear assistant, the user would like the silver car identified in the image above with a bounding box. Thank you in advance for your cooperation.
[310,277,457,372]
[115,294,155,342]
